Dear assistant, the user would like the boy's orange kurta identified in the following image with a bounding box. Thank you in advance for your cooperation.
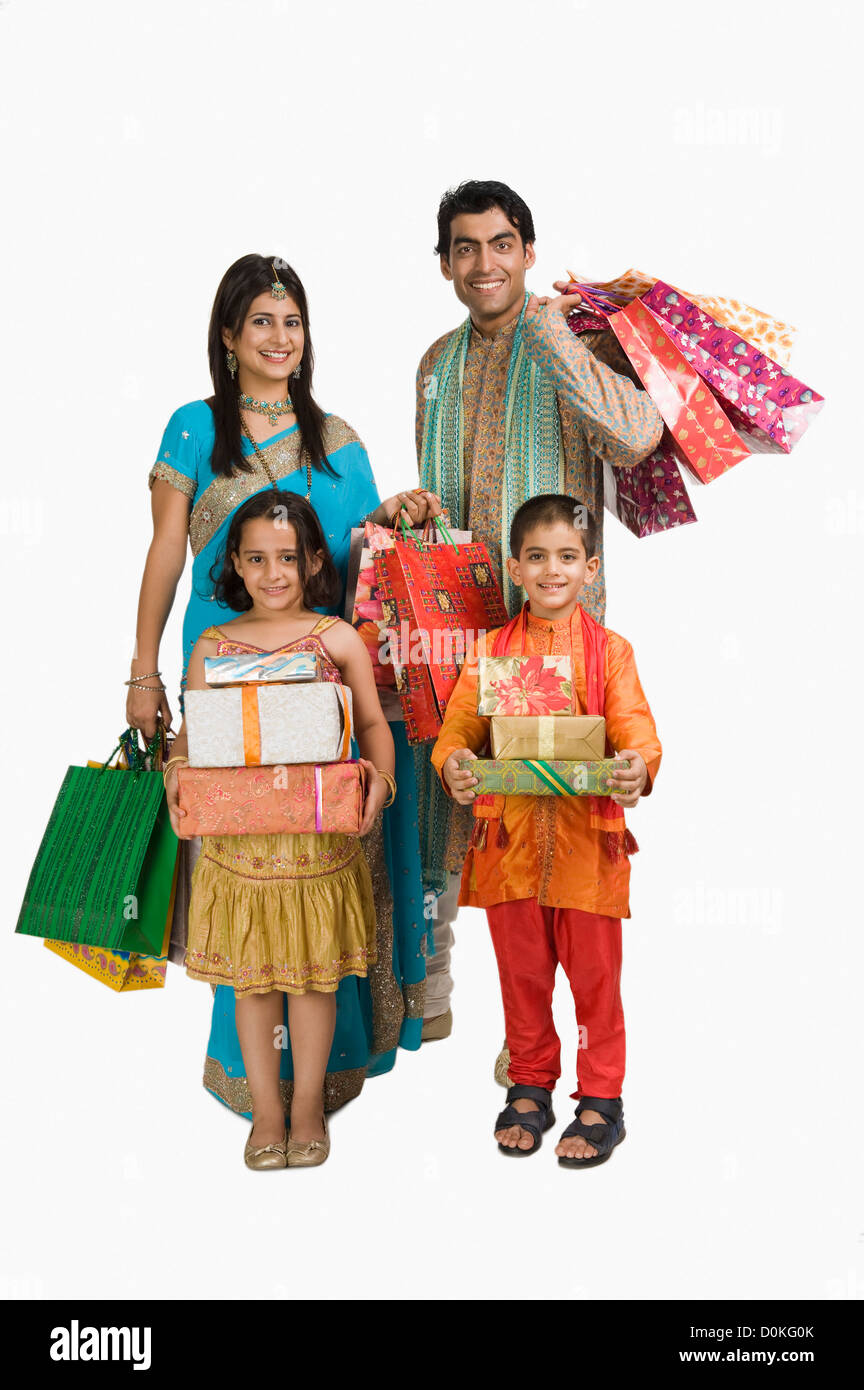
[430,607,662,919]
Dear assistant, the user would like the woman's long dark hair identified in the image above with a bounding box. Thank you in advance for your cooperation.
[206,254,336,480]
[210,490,341,612]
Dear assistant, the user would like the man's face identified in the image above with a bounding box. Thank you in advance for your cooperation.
[440,207,535,332]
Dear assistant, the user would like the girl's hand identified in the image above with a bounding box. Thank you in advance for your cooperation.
[608,751,648,807]
[127,684,173,741]
[357,758,389,835]
[164,765,191,839]
[443,748,478,804]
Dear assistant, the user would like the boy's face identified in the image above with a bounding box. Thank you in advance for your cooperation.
[506,520,600,620]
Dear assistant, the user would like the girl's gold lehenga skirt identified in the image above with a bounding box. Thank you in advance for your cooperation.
[184,832,376,998]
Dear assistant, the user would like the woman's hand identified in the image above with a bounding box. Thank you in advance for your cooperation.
[443,748,478,804]
[164,765,191,838]
[381,490,445,527]
[357,758,389,834]
[608,751,648,807]
[126,683,172,740]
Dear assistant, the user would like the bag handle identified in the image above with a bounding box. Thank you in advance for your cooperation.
[102,726,167,778]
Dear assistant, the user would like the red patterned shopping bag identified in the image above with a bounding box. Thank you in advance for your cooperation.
[374,522,508,744]
[605,429,698,539]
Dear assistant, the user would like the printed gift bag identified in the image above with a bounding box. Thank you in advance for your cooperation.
[604,430,698,539]
[642,281,823,455]
[374,519,508,744]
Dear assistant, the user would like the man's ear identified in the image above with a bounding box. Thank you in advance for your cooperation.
[440,255,454,284]
[505,555,523,589]
[523,241,537,271]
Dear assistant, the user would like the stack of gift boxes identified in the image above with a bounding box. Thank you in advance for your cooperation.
[459,655,630,795]
[176,650,365,836]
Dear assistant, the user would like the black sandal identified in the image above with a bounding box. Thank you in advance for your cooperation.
[494,1084,556,1157]
[557,1095,625,1169]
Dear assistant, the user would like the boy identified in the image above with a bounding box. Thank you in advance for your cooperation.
[431,495,662,1166]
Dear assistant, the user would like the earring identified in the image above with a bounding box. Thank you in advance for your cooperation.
[226,350,238,379]
[293,362,302,379]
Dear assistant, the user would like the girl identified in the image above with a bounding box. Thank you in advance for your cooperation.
[164,490,396,1170]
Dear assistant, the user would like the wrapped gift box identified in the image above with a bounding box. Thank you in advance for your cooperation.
[185,683,353,768]
[177,761,366,837]
[477,655,573,717]
[460,757,629,797]
[204,651,318,685]
[490,715,606,761]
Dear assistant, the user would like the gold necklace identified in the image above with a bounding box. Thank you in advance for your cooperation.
[238,393,294,427]
[239,411,312,501]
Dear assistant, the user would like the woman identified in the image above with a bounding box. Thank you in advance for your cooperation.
[128,253,436,1120]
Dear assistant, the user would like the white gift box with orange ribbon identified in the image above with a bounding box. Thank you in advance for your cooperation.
[184,683,353,768]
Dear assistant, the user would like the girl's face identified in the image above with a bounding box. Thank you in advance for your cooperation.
[232,518,320,612]
[221,291,305,393]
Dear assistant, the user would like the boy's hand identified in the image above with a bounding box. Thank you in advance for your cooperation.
[358,759,389,835]
[443,748,479,804]
[608,751,647,807]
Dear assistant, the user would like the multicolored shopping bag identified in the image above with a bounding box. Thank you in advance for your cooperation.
[373,521,508,744]
[642,281,824,455]
[569,268,798,365]
[604,430,698,539]
[573,285,750,484]
[16,729,178,953]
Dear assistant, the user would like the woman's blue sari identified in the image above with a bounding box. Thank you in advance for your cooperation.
[151,400,425,1114]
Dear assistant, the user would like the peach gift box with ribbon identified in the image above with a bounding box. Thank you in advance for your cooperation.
[177,761,367,837]
[184,683,353,768]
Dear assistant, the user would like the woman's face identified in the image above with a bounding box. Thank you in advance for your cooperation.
[222,291,305,394]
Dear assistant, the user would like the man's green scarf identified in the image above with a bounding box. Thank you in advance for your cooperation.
[415,292,565,894]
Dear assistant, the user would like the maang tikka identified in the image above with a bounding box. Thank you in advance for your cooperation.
[270,262,288,300]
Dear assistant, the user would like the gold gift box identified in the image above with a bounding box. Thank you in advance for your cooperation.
[490,715,606,761]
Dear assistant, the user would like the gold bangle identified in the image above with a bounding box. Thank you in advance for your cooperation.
[375,768,397,808]
[162,756,188,788]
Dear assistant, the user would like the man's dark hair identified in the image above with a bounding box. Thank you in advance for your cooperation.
[509,494,598,561]
[434,180,536,259]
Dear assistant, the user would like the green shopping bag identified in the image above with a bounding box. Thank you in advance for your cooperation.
[16,729,178,954]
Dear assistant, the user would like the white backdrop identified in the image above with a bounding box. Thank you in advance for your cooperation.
[1,0,861,1303]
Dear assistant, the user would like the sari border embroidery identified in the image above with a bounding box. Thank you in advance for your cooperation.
[148,461,196,500]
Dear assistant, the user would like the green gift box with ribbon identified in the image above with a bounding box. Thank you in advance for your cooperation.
[16,730,179,954]
[459,757,630,797]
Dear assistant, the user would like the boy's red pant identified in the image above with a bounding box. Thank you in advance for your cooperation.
[486,899,625,1100]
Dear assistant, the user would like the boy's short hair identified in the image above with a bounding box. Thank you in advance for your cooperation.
[509,494,598,560]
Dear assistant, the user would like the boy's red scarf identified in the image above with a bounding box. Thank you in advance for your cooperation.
[470,602,638,862]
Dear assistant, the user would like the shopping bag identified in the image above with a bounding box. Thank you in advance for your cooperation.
[373,518,508,744]
[43,861,177,991]
[642,281,823,455]
[344,517,472,692]
[604,429,698,538]
[16,729,179,953]
[574,286,750,484]
[569,268,797,364]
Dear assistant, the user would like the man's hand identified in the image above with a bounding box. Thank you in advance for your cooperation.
[382,490,445,527]
[608,751,648,808]
[526,282,584,322]
[443,748,479,804]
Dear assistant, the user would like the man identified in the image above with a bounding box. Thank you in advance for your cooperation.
[415,180,663,1045]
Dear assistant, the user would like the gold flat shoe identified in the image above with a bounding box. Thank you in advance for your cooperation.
[286,1116,330,1168]
[244,1129,288,1170]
